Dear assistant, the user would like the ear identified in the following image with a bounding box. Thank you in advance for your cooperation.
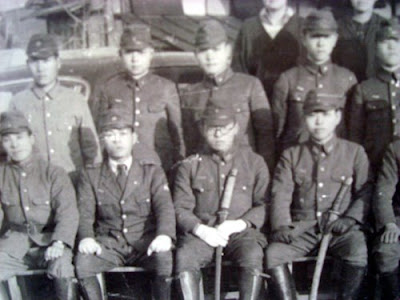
[232,122,239,135]
[335,109,342,125]
[225,42,233,63]
[56,56,61,71]
[29,133,35,146]
[332,32,339,45]
[132,131,138,145]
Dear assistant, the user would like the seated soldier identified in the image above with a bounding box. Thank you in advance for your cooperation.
[75,107,175,300]
[372,140,400,300]
[173,104,270,300]
[266,90,372,300]
[0,111,79,300]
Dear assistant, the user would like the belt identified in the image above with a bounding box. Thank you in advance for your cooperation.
[8,223,44,235]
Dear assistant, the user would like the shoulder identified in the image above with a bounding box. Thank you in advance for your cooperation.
[174,154,203,170]
[331,64,356,81]
[336,138,366,157]
[12,88,33,103]
[133,144,162,166]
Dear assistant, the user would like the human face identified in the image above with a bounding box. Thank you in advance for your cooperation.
[1,131,34,163]
[305,109,341,143]
[121,47,153,79]
[263,0,287,11]
[303,32,338,65]
[350,0,377,13]
[377,38,400,69]
[27,56,59,89]
[196,42,231,77]
[203,121,238,154]
[101,128,136,161]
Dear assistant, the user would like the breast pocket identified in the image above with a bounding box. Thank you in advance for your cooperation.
[192,179,216,212]
[0,190,18,207]
[136,194,152,217]
[148,103,166,114]
[365,100,388,120]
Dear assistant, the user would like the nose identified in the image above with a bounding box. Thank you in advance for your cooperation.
[214,128,223,138]
[315,114,322,125]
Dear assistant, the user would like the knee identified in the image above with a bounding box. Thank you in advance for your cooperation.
[153,251,173,276]
[175,247,202,273]
[235,244,263,269]
[373,242,400,273]
[47,251,74,278]
[75,253,97,278]
[265,243,289,269]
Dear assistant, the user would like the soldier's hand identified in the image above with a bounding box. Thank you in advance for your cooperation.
[328,217,356,234]
[216,219,247,237]
[45,241,65,261]
[78,238,102,255]
[147,235,172,256]
[270,227,293,244]
[381,223,400,244]
[193,224,228,248]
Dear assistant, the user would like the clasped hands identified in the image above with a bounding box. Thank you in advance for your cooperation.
[193,219,247,248]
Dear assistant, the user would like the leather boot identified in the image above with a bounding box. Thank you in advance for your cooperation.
[238,268,262,300]
[380,268,400,300]
[53,277,77,300]
[152,275,171,300]
[177,270,201,300]
[79,276,102,300]
[267,264,297,300]
[336,264,365,300]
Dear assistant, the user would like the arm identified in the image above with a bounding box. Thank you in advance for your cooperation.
[347,84,364,144]
[271,74,290,144]
[166,83,186,162]
[231,26,249,74]
[249,78,276,171]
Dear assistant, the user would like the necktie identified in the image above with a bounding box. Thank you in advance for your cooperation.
[117,164,127,190]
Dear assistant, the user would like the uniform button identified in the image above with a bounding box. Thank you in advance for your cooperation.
[48,130,52,136]
[321,153,326,158]
[392,92,396,97]
[316,211,322,217]
[135,109,140,115]
[123,228,128,233]
[23,188,28,193]
[299,198,304,203]
[318,197,323,202]
[122,214,127,220]
[321,194,327,198]
[133,181,138,185]
[242,186,247,191]
[46,112,51,117]
[116,235,121,239]
[50,149,55,154]
[25,206,30,211]
[393,119,397,124]
[135,97,140,103]
[318,182,324,188]
[320,166,325,172]
[44,96,50,101]
[199,188,204,192]
[221,162,225,166]
[221,174,225,178]
[120,200,125,205]
[45,201,50,205]
[21,172,26,177]
[134,121,140,127]
[392,105,396,110]
[146,198,150,203]
[318,84,323,88]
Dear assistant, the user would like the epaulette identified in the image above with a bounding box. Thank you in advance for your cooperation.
[180,154,202,165]
[85,163,102,169]
[139,157,161,166]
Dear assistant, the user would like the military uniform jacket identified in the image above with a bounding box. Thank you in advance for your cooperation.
[77,144,176,248]
[270,136,371,233]
[272,59,357,151]
[180,68,275,170]
[11,83,102,174]
[349,68,400,171]
[333,13,386,82]
[0,157,78,250]
[373,139,400,231]
[173,146,270,234]
[91,72,185,171]
[232,14,303,98]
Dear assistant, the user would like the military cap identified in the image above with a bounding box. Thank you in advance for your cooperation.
[303,90,344,114]
[26,34,58,59]
[98,106,133,132]
[0,110,31,135]
[120,24,152,51]
[377,18,400,41]
[303,9,338,35]
[195,20,228,51]
[201,104,236,126]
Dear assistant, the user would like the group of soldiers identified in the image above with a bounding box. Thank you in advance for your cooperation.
[0,0,399,300]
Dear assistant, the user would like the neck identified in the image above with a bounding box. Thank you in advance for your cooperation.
[382,64,400,73]
[110,155,131,164]
[312,133,334,145]
[131,71,148,81]
[36,80,57,93]
[308,55,330,66]
[265,6,287,24]
[352,10,373,24]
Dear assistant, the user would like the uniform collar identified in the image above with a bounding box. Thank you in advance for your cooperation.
[124,71,151,89]
[309,135,337,156]
[377,67,400,84]
[204,68,234,87]
[203,143,237,163]
[304,58,331,76]
[108,155,133,174]
[259,6,294,26]
[31,81,60,100]
[9,154,36,172]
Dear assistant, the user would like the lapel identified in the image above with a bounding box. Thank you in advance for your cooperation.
[120,158,142,200]
[98,163,122,200]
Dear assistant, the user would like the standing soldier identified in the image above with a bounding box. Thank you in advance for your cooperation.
[11,34,101,182]
[272,9,357,153]
[333,0,386,82]
[180,20,275,171]
[266,91,371,300]
[0,111,79,299]
[174,104,270,300]
[372,139,400,300]
[232,0,303,98]
[91,24,185,172]
[349,19,400,174]
[75,107,175,300]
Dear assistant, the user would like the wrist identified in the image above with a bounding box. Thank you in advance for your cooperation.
[52,240,65,248]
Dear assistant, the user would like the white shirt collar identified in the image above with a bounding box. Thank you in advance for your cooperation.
[108,156,133,174]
